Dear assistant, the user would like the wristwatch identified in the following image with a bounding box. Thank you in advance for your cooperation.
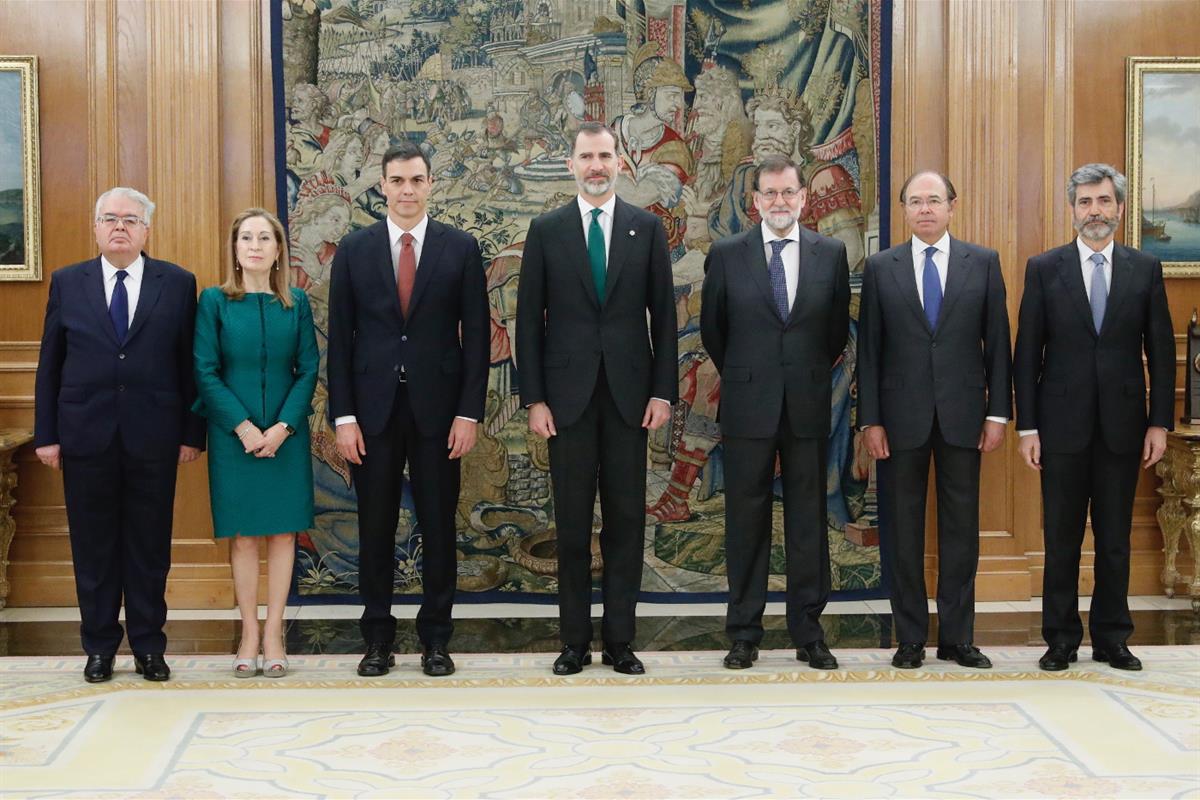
[280,422,296,436]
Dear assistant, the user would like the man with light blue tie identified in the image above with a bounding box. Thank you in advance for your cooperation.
[1014,163,1174,672]
[857,171,1012,670]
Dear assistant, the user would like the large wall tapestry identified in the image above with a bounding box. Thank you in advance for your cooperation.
[278,0,891,601]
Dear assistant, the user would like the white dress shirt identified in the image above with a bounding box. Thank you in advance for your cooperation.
[1018,237,1117,438]
[336,213,476,426]
[101,254,144,326]
[910,233,1008,426]
[577,194,615,267]
[761,221,801,311]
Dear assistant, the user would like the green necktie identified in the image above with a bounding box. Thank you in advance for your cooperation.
[588,207,606,304]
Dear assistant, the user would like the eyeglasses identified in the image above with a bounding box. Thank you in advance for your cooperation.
[96,214,146,228]
[756,188,802,202]
[903,197,948,210]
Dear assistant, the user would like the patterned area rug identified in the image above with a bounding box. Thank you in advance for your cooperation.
[2,648,1198,799]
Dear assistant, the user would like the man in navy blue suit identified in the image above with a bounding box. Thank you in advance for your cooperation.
[34,188,205,683]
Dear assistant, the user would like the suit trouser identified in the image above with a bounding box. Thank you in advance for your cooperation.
[723,408,830,647]
[879,417,980,646]
[1040,433,1140,650]
[548,365,647,647]
[353,383,460,647]
[62,435,178,656]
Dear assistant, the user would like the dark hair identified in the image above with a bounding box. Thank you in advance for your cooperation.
[753,155,805,191]
[899,170,957,203]
[381,140,431,176]
[572,121,618,154]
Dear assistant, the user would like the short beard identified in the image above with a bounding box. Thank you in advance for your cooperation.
[578,174,614,197]
[1073,215,1118,242]
[763,210,798,235]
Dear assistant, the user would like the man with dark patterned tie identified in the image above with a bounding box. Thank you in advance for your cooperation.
[1014,163,1174,672]
[700,155,850,671]
[857,170,1012,670]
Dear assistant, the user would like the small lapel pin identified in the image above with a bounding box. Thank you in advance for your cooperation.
[629,229,636,237]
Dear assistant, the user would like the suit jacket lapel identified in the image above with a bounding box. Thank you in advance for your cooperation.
[604,198,631,301]
[1103,244,1133,336]
[784,228,821,326]
[889,245,932,335]
[743,226,781,323]
[1055,245,1097,337]
[371,220,404,321]
[936,237,970,329]
[123,256,164,345]
[561,202,601,309]
[406,217,445,321]
[82,258,120,346]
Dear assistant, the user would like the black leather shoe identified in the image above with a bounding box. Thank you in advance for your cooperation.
[1039,644,1078,671]
[602,643,645,675]
[357,643,396,677]
[1092,643,1142,671]
[723,640,759,670]
[83,654,114,683]
[796,640,838,670]
[133,653,170,681]
[421,643,455,676]
[936,644,992,669]
[552,644,592,675]
[892,643,925,669]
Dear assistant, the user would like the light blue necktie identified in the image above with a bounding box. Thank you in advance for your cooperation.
[922,245,942,330]
[1089,252,1107,332]
[767,239,790,320]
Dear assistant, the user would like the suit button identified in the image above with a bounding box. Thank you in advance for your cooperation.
[118,385,125,392]
[118,353,126,360]
[401,335,408,342]
[931,342,938,348]
[393,365,400,372]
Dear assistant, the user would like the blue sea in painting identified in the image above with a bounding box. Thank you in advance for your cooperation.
[1141,210,1200,262]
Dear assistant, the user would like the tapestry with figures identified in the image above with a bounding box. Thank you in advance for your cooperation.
[277,0,891,600]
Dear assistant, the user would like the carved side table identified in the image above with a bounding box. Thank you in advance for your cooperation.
[0,429,34,609]
[1156,426,1200,611]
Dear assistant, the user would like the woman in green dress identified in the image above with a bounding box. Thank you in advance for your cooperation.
[193,208,318,678]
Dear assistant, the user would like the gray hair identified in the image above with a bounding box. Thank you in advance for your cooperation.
[94,187,156,225]
[1067,163,1126,205]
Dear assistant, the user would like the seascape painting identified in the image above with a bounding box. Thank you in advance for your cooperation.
[0,56,41,281]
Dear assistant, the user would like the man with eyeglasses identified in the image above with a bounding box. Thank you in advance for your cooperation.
[34,188,205,683]
[700,155,850,670]
[1014,163,1173,672]
[857,170,1012,670]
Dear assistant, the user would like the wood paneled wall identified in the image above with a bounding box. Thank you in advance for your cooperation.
[0,0,275,606]
[1,0,1197,607]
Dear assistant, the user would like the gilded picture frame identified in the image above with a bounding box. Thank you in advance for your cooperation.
[0,55,42,282]
[1125,56,1200,277]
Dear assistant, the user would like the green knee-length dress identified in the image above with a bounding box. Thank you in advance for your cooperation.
[192,287,319,538]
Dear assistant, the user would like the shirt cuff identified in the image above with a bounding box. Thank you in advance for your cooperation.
[334,415,357,427]
[455,415,478,423]
[651,397,671,406]
[985,416,1009,424]
[1017,429,1037,437]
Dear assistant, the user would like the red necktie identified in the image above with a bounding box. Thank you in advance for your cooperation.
[397,232,415,318]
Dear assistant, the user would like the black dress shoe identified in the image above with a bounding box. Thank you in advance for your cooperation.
[552,644,592,675]
[796,640,838,670]
[421,643,455,676]
[133,653,171,681]
[936,644,992,669]
[892,643,925,669]
[723,640,759,670]
[1038,644,1078,671]
[1092,643,1142,671]
[357,643,396,677]
[83,654,114,683]
[602,643,645,675]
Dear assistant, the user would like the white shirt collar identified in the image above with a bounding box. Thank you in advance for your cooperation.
[1076,237,1114,266]
[100,253,145,282]
[761,221,801,244]
[577,194,616,221]
[387,214,429,246]
[911,232,951,257]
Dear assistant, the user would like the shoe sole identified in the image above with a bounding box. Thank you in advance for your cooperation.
[1092,653,1142,671]
[83,673,113,683]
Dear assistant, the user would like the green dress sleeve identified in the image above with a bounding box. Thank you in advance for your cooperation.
[192,288,252,433]
[276,288,319,431]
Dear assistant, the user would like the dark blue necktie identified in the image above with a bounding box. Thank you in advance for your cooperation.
[1089,252,1107,332]
[110,270,129,343]
[768,239,790,320]
[922,245,942,330]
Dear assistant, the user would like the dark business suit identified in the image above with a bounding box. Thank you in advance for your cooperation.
[857,237,1011,646]
[700,225,850,646]
[327,217,489,647]
[34,255,205,657]
[515,196,677,646]
[1013,241,1173,649]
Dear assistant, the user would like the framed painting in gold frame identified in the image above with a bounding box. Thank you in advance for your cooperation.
[1126,56,1200,277]
[0,55,41,282]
